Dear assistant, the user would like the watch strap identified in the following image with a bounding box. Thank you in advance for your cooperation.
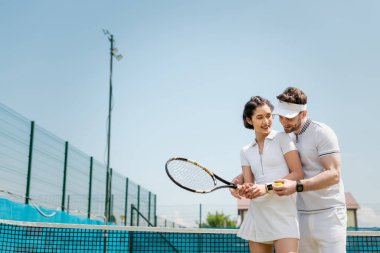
[266,183,273,193]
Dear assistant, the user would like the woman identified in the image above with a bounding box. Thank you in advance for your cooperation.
[236,96,304,253]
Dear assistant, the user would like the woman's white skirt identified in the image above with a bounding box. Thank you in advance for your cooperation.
[237,194,299,243]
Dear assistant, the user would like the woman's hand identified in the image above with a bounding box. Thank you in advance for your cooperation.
[230,178,242,199]
[239,183,266,199]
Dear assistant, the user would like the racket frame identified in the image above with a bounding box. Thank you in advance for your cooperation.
[165,157,238,194]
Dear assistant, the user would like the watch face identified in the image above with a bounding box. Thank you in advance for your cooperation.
[296,185,303,192]
[267,184,273,191]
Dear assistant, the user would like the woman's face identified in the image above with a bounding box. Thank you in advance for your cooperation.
[247,104,272,135]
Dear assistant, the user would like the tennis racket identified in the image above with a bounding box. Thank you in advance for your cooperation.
[165,157,239,194]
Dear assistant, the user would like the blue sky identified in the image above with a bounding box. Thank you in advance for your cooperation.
[1,1,380,227]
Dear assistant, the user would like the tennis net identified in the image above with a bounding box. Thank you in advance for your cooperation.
[0,219,379,252]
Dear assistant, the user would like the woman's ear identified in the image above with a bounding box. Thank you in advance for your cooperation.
[246,117,253,126]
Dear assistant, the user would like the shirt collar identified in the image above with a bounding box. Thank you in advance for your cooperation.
[294,119,311,143]
[251,130,276,147]
[297,118,311,136]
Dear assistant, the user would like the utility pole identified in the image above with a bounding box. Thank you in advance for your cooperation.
[103,29,123,224]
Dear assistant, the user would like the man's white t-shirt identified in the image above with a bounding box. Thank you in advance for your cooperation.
[289,119,346,212]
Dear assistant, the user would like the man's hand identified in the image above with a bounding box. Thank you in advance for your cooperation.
[273,179,297,196]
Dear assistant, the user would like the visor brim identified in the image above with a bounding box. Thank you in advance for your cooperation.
[272,108,300,118]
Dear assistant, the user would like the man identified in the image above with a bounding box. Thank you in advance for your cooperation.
[233,87,347,253]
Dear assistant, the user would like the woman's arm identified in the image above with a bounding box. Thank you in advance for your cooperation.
[239,166,268,199]
[230,173,245,199]
[238,166,254,197]
[283,150,304,181]
[242,165,254,183]
[274,150,304,195]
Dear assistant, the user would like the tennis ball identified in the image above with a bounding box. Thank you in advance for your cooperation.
[274,182,284,187]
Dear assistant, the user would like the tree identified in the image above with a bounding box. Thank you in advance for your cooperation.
[200,211,237,228]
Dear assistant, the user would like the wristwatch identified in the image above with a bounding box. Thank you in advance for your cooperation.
[265,183,274,194]
[296,180,304,192]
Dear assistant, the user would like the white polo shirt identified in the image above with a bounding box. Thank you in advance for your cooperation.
[289,119,346,212]
[240,130,297,184]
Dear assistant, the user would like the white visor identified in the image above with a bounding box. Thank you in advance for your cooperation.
[272,101,307,118]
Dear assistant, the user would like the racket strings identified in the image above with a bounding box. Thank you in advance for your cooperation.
[167,160,216,191]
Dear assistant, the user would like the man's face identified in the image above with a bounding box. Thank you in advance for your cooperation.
[279,113,303,133]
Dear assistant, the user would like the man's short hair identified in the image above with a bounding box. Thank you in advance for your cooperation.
[277,87,307,105]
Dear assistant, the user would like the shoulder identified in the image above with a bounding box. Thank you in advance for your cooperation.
[240,143,253,160]
[310,120,337,137]
[270,130,295,149]
[275,131,290,138]
[241,143,252,152]
[308,120,340,153]
[271,130,292,141]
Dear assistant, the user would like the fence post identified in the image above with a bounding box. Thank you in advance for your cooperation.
[124,178,129,226]
[87,157,93,219]
[25,121,35,204]
[199,203,202,228]
[67,195,70,213]
[129,204,135,252]
[111,194,114,221]
[137,185,140,226]
[148,192,151,224]
[109,168,113,221]
[130,204,134,226]
[154,195,157,227]
[61,141,69,211]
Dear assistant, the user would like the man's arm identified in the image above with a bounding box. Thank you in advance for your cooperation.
[302,153,341,191]
[274,153,341,195]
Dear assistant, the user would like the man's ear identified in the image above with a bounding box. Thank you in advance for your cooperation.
[301,111,308,119]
